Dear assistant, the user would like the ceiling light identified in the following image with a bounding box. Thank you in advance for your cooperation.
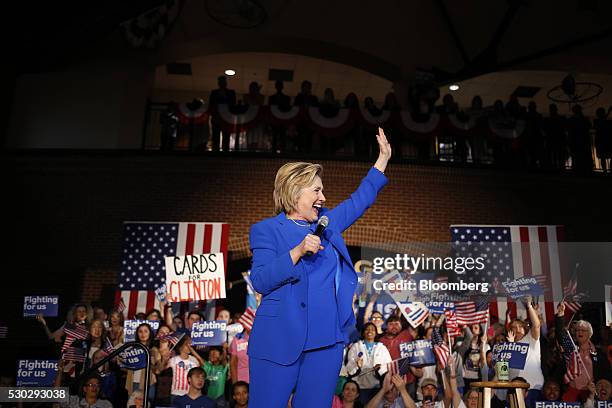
[224,69,236,76]
[449,84,459,91]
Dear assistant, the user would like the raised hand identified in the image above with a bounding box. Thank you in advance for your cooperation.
[507,329,515,342]
[557,302,566,317]
[374,127,392,173]
[391,374,406,389]
[36,313,47,326]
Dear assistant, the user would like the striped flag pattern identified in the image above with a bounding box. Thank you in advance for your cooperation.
[451,225,565,328]
[444,308,461,338]
[401,302,429,328]
[562,269,582,314]
[455,301,489,325]
[559,329,582,383]
[432,326,450,368]
[116,222,230,319]
[61,323,89,353]
[239,307,256,331]
[387,357,411,376]
[157,331,185,350]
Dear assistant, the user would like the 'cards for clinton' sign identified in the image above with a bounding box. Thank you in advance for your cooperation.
[165,253,226,302]
[492,342,529,369]
[123,320,160,342]
[23,296,59,317]
[399,340,436,366]
[17,360,58,386]
[191,321,227,346]
[502,277,543,300]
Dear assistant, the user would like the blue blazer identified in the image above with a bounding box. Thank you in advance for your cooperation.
[247,167,388,365]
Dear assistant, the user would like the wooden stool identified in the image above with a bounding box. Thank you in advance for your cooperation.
[470,381,530,408]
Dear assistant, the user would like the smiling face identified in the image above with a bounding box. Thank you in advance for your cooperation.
[137,326,151,343]
[363,324,377,342]
[386,320,402,336]
[233,384,249,407]
[543,381,561,401]
[288,176,325,222]
[573,323,591,346]
[510,320,527,341]
[596,379,612,400]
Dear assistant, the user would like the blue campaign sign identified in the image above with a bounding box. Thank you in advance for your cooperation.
[398,340,436,366]
[16,360,58,386]
[596,402,612,408]
[23,296,59,317]
[535,403,581,408]
[191,321,227,346]
[424,301,454,314]
[123,320,160,342]
[502,277,544,300]
[119,346,148,370]
[492,342,529,369]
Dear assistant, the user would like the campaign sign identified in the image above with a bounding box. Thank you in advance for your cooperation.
[16,360,58,386]
[119,346,148,370]
[123,320,160,342]
[535,403,581,408]
[191,321,227,346]
[502,277,543,300]
[155,284,167,302]
[596,402,612,408]
[23,296,59,317]
[424,301,454,314]
[165,252,226,302]
[398,340,436,366]
[492,342,529,369]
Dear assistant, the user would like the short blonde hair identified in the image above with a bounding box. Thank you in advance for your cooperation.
[273,162,322,215]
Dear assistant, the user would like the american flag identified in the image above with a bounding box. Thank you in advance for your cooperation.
[157,331,185,350]
[387,357,411,376]
[116,222,230,319]
[455,301,489,325]
[444,308,461,338]
[101,338,115,356]
[63,346,87,363]
[239,307,256,331]
[451,225,565,327]
[562,267,582,314]
[559,329,581,383]
[61,323,89,353]
[401,302,429,328]
[432,326,450,368]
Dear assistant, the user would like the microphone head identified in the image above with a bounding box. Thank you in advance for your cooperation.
[318,215,329,228]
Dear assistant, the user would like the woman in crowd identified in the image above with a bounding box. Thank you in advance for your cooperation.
[333,379,364,408]
[346,323,392,403]
[124,322,163,402]
[86,319,107,365]
[462,323,488,389]
[37,303,92,343]
[108,309,125,346]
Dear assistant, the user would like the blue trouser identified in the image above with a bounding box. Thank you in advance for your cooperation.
[248,342,344,408]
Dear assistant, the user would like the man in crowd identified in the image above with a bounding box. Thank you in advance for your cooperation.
[379,315,423,391]
[231,381,249,408]
[172,367,215,408]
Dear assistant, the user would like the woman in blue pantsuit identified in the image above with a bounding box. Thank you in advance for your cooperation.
[247,128,392,407]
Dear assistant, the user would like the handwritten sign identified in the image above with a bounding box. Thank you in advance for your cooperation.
[23,296,59,317]
[165,253,226,302]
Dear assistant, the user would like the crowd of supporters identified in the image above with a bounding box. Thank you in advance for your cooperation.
[154,76,612,173]
[8,293,608,407]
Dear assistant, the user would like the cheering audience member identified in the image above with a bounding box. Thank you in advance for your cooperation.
[584,378,612,408]
[379,315,422,390]
[86,319,106,365]
[506,296,544,403]
[56,370,112,408]
[172,367,216,408]
[108,310,125,346]
[462,323,488,389]
[231,381,249,408]
[146,308,163,321]
[166,336,205,403]
[230,327,250,384]
[555,302,611,402]
[462,389,479,408]
[363,294,384,336]
[128,390,145,408]
[347,323,392,403]
[333,379,364,408]
[365,373,413,408]
[125,323,163,402]
[539,379,562,404]
[37,303,92,343]
[202,346,229,406]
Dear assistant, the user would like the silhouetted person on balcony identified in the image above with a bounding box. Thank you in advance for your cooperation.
[465,95,486,163]
[357,97,381,158]
[244,82,266,151]
[543,104,568,169]
[524,101,544,168]
[209,75,237,152]
[594,106,612,173]
[268,80,291,109]
[567,104,592,172]
[268,80,291,153]
[160,101,179,152]
[294,80,319,153]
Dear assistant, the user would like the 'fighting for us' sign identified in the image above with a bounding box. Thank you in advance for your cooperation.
[165,252,226,302]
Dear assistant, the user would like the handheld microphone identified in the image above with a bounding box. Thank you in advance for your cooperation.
[306,216,329,256]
